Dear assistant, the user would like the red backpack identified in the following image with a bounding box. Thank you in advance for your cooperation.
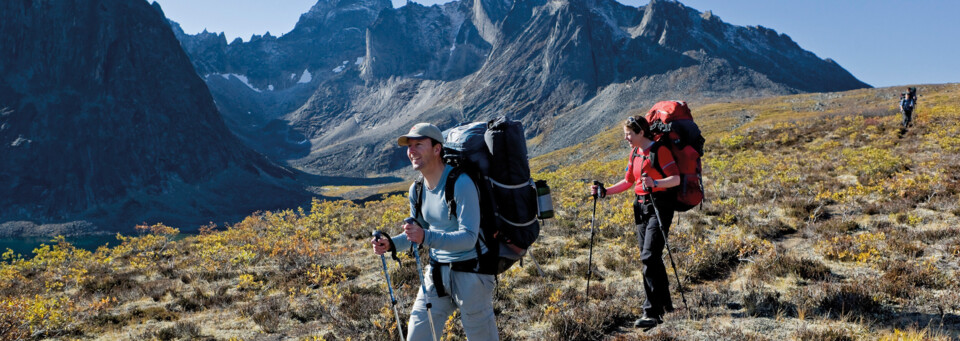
[644,101,705,211]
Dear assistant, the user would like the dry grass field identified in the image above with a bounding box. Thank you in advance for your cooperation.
[2,84,959,340]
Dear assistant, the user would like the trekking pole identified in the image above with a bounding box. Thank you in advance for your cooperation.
[373,231,406,341]
[642,174,689,312]
[404,217,439,341]
[585,180,601,299]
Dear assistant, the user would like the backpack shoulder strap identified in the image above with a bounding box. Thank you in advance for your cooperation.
[416,170,463,220]
[630,147,640,173]
[647,141,666,179]
[445,167,489,270]
[444,167,464,220]
[414,176,425,220]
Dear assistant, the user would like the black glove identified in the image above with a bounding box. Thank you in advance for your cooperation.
[593,181,606,198]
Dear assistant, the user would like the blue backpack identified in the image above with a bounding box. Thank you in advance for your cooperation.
[413,116,552,274]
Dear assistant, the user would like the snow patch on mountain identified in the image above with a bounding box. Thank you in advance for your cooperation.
[298,69,313,83]
[333,60,349,73]
[212,73,263,92]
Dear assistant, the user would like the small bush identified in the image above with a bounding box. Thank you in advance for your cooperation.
[880,260,951,293]
[291,299,326,323]
[741,281,795,318]
[253,311,281,334]
[876,326,954,341]
[156,321,201,341]
[691,284,735,309]
[815,219,860,235]
[794,327,854,341]
[601,249,636,276]
[744,219,796,240]
[885,234,925,258]
[817,231,885,264]
[818,282,885,318]
[80,271,140,299]
[786,199,828,221]
[546,300,631,341]
[624,329,682,340]
[141,280,172,302]
[130,306,179,322]
[707,325,769,341]
[682,230,769,283]
[916,226,960,243]
[339,286,385,322]
[243,295,287,333]
[568,260,605,283]
[755,253,831,281]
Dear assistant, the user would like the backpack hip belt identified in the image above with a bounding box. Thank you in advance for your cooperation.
[430,257,482,274]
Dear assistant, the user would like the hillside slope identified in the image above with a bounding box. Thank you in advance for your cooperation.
[2,84,957,340]
[0,0,310,235]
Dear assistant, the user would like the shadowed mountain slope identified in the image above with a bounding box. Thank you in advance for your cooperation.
[0,0,311,235]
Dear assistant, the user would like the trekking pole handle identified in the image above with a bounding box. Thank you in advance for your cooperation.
[641,172,650,192]
[373,230,384,240]
[403,217,422,249]
[592,180,604,199]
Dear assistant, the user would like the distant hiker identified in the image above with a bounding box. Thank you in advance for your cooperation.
[591,115,680,330]
[900,87,918,128]
[371,123,498,340]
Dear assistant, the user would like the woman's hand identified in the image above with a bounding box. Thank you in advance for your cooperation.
[590,183,606,198]
[641,176,656,189]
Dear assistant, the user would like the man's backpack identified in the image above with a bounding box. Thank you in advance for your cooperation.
[415,116,550,275]
[644,101,705,211]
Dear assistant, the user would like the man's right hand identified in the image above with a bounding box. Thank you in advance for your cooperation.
[371,237,389,255]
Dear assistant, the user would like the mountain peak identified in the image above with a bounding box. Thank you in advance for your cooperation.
[174,0,869,176]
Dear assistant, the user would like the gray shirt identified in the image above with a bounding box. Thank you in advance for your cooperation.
[392,165,485,263]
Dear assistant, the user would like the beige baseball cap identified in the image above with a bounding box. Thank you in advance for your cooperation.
[397,122,444,146]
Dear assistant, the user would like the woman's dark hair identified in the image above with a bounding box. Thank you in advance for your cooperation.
[624,115,653,138]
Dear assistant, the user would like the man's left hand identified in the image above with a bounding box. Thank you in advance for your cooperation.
[403,220,425,244]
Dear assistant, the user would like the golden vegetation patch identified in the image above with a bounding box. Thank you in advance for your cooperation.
[3,84,960,339]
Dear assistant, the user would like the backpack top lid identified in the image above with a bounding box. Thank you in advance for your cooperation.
[646,101,693,123]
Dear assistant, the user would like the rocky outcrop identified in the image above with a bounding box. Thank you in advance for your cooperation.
[0,0,310,235]
[168,0,393,161]
[360,1,491,81]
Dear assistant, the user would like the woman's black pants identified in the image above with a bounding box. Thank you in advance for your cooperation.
[634,193,675,317]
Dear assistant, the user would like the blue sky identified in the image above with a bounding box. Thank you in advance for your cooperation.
[152,0,959,88]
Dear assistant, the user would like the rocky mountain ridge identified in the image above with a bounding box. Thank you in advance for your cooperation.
[172,0,869,176]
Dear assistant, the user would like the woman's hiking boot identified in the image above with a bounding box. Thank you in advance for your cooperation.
[634,313,663,331]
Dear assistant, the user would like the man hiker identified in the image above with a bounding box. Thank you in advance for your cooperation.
[900,87,917,129]
[371,123,499,340]
[590,115,680,330]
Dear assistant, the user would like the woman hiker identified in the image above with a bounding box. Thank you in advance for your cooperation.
[591,115,680,330]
